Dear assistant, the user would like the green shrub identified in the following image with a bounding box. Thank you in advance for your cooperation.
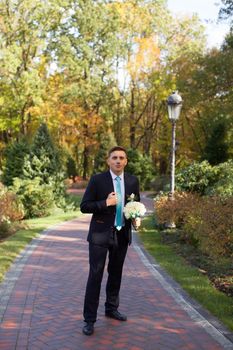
[22,152,69,209]
[126,148,154,190]
[205,160,233,197]
[176,160,219,195]
[176,160,233,197]
[12,177,55,218]
[0,221,12,239]
[23,154,52,183]
[0,221,25,240]
[49,172,77,211]
[21,123,70,211]
[30,123,62,178]
[2,138,30,186]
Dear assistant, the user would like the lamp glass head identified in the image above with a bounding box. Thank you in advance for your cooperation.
[167,92,183,121]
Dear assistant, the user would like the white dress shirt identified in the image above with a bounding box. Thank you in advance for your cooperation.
[110,170,125,227]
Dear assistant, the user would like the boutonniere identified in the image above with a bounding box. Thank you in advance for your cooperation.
[127,193,138,202]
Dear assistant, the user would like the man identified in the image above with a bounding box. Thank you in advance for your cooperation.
[80,146,140,336]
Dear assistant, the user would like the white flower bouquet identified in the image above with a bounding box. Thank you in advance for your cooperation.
[123,193,146,230]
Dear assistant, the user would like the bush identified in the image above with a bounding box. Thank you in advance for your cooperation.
[23,153,53,183]
[205,160,233,197]
[176,161,219,195]
[12,178,55,218]
[176,160,233,197]
[0,183,24,239]
[0,183,24,222]
[155,192,196,227]
[155,191,233,259]
[155,191,201,245]
[191,196,233,258]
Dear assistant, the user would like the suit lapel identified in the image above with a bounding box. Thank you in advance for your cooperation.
[124,173,130,204]
[105,170,114,193]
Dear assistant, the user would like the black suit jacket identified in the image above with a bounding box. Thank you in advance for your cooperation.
[80,171,140,245]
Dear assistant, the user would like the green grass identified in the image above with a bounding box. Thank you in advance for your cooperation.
[0,194,82,283]
[139,215,233,332]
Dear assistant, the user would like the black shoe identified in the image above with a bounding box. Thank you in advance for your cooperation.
[82,322,94,335]
[105,310,127,321]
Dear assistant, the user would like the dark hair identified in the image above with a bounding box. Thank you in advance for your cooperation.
[108,146,127,158]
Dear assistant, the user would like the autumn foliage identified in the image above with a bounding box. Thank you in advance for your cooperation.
[0,184,24,222]
[0,183,24,238]
[155,192,233,259]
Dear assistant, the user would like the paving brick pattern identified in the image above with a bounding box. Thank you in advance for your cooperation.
[0,194,232,350]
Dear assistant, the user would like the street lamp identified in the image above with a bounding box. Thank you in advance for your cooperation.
[166,91,183,228]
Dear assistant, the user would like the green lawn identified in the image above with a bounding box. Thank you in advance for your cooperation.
[0,195,82,283]
[139,215,233,332]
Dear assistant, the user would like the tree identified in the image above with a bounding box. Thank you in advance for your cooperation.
[126,148,154,190]
[219,0,233,21]
[27,123,62,182]
[49,0,123,178]
[203,122,229,165]
[66,155,78,181]
[2,138,30,186]
[0,0,211,181]
[0,0,65,139]
[110,0,206,172]
[177,46,233,165]
[21,123,67,208]
[93,129,116,174]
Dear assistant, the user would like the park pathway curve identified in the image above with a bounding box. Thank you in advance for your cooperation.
[0,191,233,350]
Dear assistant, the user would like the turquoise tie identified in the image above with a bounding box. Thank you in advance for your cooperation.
[115,176,122,230]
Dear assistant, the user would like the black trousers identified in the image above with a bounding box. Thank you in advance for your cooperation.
[83,229,128,323]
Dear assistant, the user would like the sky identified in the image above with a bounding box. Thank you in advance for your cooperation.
[167,0,230,48]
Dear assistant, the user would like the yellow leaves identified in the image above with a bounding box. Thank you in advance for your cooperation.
[110,1,152,35]
[25,69,104,151]
[127,36,160,81]
[155,192,233,258]
[111,1,163,92]
[0,141,6,154]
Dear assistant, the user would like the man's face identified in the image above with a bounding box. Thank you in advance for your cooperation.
[107,150,127,175]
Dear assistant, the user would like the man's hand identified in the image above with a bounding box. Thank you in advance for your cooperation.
[132,217,141,230]
[106,192,117,207]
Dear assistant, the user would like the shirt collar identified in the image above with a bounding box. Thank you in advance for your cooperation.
[110,169,124,180]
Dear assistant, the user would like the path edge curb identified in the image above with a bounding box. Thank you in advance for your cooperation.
[133,231,233,348]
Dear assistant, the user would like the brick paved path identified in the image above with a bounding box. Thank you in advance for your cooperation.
[0,194,233,350]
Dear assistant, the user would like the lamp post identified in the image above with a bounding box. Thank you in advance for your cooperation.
[166,91,183,228]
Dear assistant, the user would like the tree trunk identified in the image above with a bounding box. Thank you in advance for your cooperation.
[130,85,136,148]
[159,156,168,175]
[82,122,89,180]
[82,144,89,180]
